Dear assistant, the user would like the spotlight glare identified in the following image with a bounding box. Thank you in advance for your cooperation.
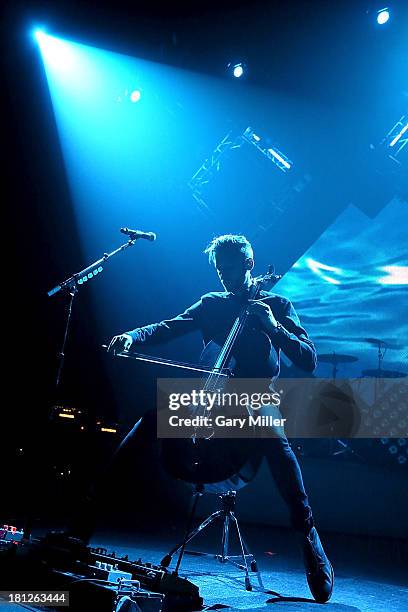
[377,8,390,24]
[35,33,77,75]
[34,29,46,43]
[130,89,141,103]
[233,63,244,78]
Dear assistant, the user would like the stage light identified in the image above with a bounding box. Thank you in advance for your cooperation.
[35,32,76,75]
[33,29,46,43]
[241,127,293,173]
[116,88,142,104]
[130,89,141,103]
[227,61,246,79]
[377,8,390,24]
[389,122,407,147]
[267,147,292,170]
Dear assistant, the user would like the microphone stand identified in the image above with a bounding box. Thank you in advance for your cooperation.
[22,236,146,542]
[48,237,142,392]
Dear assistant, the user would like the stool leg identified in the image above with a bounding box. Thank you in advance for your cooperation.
[230,512,252,591]
[174,487,202,574]
[239,531,265,589]
[221,514,230,562]
[162,489,264,592]
[161,485,204,569]
[167,510,222,571]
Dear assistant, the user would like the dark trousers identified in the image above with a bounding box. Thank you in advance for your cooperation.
[68,410,313,542]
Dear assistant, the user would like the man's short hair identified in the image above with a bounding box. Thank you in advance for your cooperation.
[204,234,253,266]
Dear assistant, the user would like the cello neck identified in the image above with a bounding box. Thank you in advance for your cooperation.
[202,277,263,393]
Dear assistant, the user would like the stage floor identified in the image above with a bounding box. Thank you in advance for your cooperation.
[85,523,407,611]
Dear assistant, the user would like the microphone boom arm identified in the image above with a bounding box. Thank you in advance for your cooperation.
[48,229,155,392]
[48,234,151,297]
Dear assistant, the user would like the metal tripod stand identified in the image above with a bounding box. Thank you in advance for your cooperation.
[161,488,264,591]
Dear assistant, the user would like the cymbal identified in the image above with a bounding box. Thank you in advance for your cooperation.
[364,338,404,350]
[319,353,359,364]
[361,369,407,378]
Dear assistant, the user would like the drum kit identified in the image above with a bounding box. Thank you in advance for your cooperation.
[317,338,406,460]
[318,337,407,381]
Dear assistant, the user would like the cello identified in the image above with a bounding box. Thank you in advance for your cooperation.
[115,267,282,493]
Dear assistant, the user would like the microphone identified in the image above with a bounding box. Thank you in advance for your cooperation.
[120,227,157,241]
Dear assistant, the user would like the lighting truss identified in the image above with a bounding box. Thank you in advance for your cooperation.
[380,114,407,165]
[188,126,293,216]
[242,127,293,172]
[188,132,244,216]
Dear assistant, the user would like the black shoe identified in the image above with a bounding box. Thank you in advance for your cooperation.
[301,527,334,603]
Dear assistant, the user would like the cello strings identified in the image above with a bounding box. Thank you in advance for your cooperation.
[201,277,264,416]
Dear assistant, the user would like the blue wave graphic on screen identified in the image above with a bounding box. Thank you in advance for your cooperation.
[274,198,408,378]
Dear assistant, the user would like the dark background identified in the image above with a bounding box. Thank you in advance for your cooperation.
[3,0,408,537]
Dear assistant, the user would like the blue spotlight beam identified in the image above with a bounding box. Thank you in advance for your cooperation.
[34,29,46,42]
